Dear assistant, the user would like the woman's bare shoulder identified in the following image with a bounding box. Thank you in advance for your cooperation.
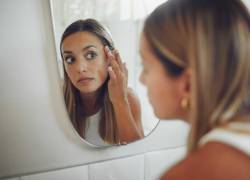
[127,87,139,100]
[126,87,142,129]
[126,87,141,111]
[161,141,250,180]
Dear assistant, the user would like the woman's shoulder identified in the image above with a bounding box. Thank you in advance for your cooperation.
[126,87,141,109]
[161,141,250,180]
[126,87,142,123]
[127,87,139,99]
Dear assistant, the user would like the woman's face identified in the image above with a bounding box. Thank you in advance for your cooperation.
[61,31,109,94]
[139,33,189,120]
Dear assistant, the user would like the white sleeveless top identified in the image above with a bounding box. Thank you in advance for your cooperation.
[85,110,110,147]
[199,123,250,156]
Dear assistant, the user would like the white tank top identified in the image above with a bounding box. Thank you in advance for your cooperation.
[199,123,250,156]
[84,110,110,147]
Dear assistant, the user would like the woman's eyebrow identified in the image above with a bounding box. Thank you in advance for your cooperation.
[62,50,72,54]
[82,45,97,51]
[62,45,97,54]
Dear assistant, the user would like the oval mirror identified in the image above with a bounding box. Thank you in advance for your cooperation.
[49,0,164,147]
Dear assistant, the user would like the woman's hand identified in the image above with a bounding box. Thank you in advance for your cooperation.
[104,46,128,104]
[104,46,144,142]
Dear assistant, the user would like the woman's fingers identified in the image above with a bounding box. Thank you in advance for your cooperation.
[108,66,116,82]
[123,62,128,86]
[105,46,128,85]
[123,62,128,79]
[104,46,111,62]
[109,54,120,75]
[105,46,125,71]
[105,47,120,75]
[114,50,123,70]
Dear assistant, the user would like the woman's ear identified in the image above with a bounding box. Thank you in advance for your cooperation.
[179,68,192,99]
[176,68,192,116]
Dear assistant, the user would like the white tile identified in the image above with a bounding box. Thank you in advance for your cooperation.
[20,165,88,180]
[144,147,186,180]
[89,155,144,180]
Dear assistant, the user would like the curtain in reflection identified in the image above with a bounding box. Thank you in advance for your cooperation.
[62,0,166,25]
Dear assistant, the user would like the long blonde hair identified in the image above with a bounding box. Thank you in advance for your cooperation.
[60,19,120,144]
[144,0,250,152]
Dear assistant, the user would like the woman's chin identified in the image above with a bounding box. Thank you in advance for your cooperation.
[153,109,167,120]
[77,85,104,95]
[153,109,177,120]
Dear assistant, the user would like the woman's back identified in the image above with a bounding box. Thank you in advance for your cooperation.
[162,122,250,180]
[162,142,250,180]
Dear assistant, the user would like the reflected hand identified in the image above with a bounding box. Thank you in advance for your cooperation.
[104,46,128,104]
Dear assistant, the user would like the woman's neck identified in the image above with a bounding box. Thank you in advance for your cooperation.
[80,90,101,116]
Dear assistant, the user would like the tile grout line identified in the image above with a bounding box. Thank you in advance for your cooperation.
[87,165,90,180]
[143,154,146,180]
[1,145,186,180]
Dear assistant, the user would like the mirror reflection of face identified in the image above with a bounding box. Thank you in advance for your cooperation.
[61,31,109,94]
[139,33,186,120]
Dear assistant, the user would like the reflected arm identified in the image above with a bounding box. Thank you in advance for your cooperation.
[112,87,144,143]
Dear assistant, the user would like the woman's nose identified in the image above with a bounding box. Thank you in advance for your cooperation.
[76,58,87,73]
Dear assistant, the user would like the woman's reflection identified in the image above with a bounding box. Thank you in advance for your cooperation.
[60,19,144,146]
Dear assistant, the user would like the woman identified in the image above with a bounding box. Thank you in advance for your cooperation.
[60,19,144,145]
[139,0,250,179]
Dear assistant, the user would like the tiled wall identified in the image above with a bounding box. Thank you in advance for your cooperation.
[3,147,186,180]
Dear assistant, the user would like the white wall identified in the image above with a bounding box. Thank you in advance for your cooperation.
[0,0,189,179]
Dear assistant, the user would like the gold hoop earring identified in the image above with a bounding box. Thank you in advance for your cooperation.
[181,98,189,110]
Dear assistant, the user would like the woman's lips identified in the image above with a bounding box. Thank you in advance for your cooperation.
[77,77,94,85]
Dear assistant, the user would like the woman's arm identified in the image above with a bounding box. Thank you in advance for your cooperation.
[105,46,144,143]
[112,87,144,143]
[127,87,144,137]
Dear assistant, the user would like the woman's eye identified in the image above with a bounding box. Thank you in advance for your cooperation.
[64,56,74,64]
[85,51,97,60]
